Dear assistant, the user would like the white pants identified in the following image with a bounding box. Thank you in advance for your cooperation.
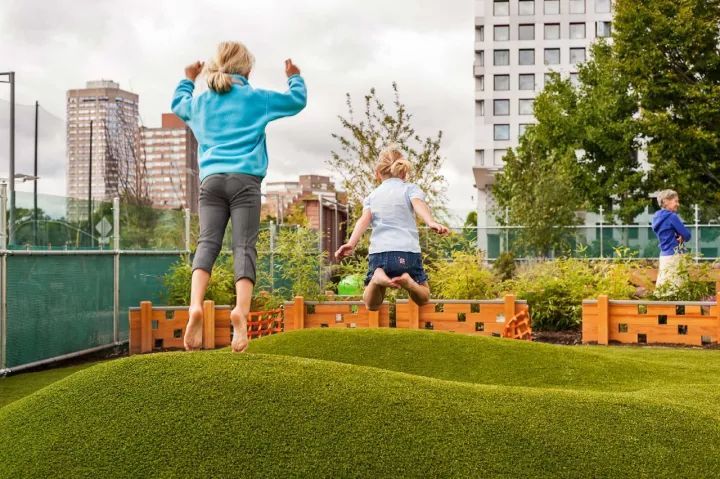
[656,254,684,294]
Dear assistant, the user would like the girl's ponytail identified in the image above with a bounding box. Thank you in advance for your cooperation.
[205,41,255,94]
[376,143,412,179]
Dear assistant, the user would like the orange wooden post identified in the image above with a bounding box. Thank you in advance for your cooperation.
[715,281,720,343]
[408,299,420,329]
[140,301,153,353]
[294,296,305,330]
[504,294,516,325]
[368,309,379,328]
[597,295,609,345]
[202,300,216,349]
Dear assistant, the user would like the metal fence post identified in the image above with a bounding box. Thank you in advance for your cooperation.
[269,220,276,292]
[599,205,604,259]
[0,182,7,371]
[184,207,191,254]
[113,197,120,344]
[693,204,700,262]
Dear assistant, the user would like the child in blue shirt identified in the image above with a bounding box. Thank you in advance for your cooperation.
[171,41,307,352]
[335,146,448,310]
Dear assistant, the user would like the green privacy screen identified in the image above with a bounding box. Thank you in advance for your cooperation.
[119,254,182,341]
[6,255,114,368]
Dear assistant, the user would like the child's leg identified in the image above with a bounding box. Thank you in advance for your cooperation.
[231,279,253,353]
[393,273,430,306]
[186,181,230,350]
[228,174,262,353]
[363,268,395,311]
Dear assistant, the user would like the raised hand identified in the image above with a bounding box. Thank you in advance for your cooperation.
[285,58,301,77]
[185,61,204,82]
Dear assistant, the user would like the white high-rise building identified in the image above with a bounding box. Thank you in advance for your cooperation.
[473,0,613,254]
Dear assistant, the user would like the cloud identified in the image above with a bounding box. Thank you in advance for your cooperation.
[0,0,476,222]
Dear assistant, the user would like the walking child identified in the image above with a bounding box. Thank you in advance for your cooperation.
[171,41,307,352]
[335,145,448,310]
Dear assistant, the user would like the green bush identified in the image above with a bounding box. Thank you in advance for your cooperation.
[428,251,499,300]
[650,255,716,301]
[162,255,235,306]
[507,258,635,331]
[493,251,516,281]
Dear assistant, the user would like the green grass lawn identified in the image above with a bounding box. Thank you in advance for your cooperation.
[0,363,97,408]
[0,329,719,478]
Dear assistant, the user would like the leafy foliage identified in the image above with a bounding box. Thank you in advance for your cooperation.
[428,251,499,300]
[328,83,447,218]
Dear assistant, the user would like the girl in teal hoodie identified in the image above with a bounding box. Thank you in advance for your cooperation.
[172,41,307,352]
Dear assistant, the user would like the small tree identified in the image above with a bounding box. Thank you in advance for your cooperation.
[329,83,447,218]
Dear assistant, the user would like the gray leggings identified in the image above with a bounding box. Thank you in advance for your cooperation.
[192,173,261,284]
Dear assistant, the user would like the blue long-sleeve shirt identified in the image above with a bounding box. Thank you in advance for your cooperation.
[651,209,691,256]
[171,73,307,181]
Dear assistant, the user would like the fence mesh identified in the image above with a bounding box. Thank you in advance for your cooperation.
[119,254,183,341]
[5,255,114,368]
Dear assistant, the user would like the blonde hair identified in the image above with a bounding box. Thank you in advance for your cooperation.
[205,41,255,94]
[657,189,678,208]
[375,144,412,179]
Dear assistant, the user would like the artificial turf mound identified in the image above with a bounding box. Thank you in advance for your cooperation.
[1,329,719,478]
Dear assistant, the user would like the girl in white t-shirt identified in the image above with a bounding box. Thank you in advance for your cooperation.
[335,145,448,310]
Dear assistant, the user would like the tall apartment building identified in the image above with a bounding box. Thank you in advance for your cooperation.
[473,0,613,252]
[140,113,199,212]
[66,80,140,219]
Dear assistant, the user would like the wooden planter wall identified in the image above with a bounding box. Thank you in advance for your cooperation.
[129,301,283,354]
[582,295,719,346]
[284,295,532,340]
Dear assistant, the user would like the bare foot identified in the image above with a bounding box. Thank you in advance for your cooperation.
[371,268,399,289]
[391,273,430,305]
[184,306,204,351]
[230,307,249,353]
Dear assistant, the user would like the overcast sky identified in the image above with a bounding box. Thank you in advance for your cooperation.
[0,0,475,222]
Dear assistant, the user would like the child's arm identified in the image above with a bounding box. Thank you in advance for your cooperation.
[266,59,307,122]
[410,198,449,235]
[335,209,372,259]
[171,61,204,122]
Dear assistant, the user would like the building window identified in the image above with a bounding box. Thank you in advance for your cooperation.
[570,47,586,64]
[544,48,561,65]
[519,123,532,137]
[519,49,535,65]
[596,21,612,38]
[494,124,510,141]
[570,22,586,39]
[476,51,484,66]
[494,149,507,166]
[476,100,485,116]
[544,23,560,40]
[544,0,560,14]
[494,74,510,90]
[494,25,510,41]
[476,149,485,166]
[519,73,535,90]
[519,99,534,115]
[477,75,485,91]
[595,0,611,13]
[476,26,485,42]
[494,49,510,66]
[519,0,535,15]
[518,24,535,41]
[494,0,509,15]
[494,99,510,116]
[570,72,580,86]
[569,0,585,13]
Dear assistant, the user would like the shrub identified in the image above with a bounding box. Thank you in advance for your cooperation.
[650,255,716,301]
[429,251,499,300]
[163,255,235,306]
[493,251,516,281]
[507,258,635,331]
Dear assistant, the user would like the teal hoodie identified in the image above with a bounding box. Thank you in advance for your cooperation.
[171,73,307,181]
